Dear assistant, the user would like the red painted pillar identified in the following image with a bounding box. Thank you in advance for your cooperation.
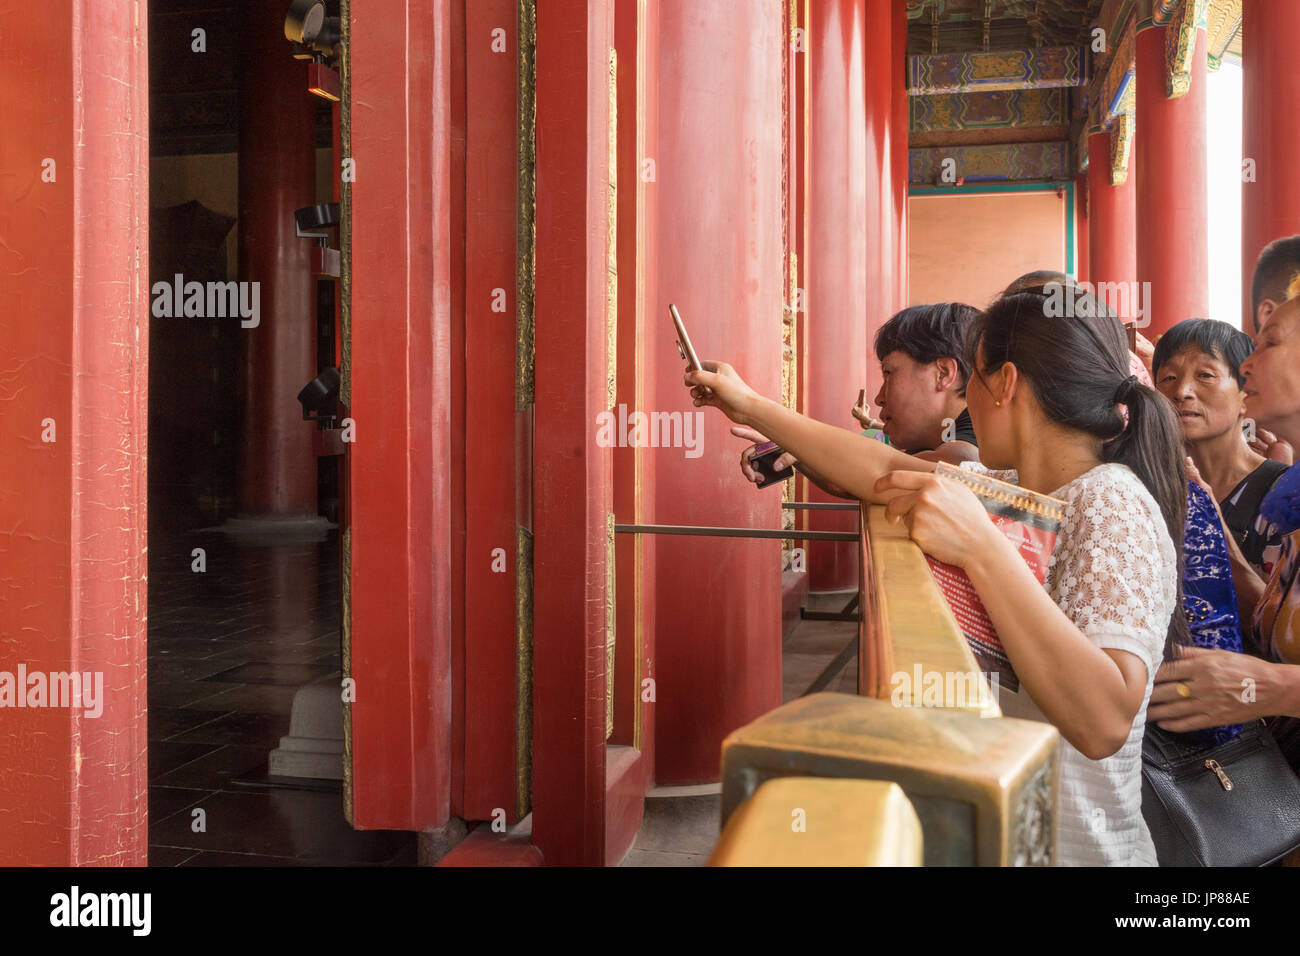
[607,0,659,864]
[804,0,870,591]
[1088,128,1138,317]
[652,0,784,784]
[1242,0,1300,331]
[348,0,454,830]
[1075,172,1090,283]
[460,0,524,824]
[1135,20,1209,335]
[0,0,148,864]
[531,0,615,864]
[891,0,910,310]
[236,0,319,517]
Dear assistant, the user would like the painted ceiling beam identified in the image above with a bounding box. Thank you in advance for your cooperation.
[908,46,1083,94]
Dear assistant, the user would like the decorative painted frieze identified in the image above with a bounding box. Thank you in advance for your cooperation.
[907,46,1083,94]
[910,88,1067,132]
[909,142,1070,184]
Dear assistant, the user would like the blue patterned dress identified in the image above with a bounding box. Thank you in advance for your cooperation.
[1181,480,1244,746]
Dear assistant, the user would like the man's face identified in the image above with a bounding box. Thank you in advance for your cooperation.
[1154,347,1246,444]
[1242,297,1300,436]
[873,350,949,451]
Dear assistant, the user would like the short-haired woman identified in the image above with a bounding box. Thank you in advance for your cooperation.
[686,291,1185,866]
[1153,318,1288,577]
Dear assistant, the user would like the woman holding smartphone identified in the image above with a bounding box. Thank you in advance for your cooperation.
[685,291,1187,866]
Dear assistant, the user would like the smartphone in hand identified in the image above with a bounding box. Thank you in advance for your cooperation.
[750,441,794,488]
[669,303,702,372]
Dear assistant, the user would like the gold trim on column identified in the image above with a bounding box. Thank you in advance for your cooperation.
[342,524,353,824]
[515,0,537,818]
[781,0,798,561]
[1205,0,1240,71]
[339,0,353,826]
[1165,0,1208,98]
[632,0,647,753]
[782,251,798,557]
[606,513,617,739]
[517,0,537,410]
[515,525,533,817]
[607,48,619,412]
[1110,111,1134,186]
[339,0,352,407]
[606,47,618,740]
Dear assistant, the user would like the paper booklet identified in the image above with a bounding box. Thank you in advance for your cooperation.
[926,462,1066,693]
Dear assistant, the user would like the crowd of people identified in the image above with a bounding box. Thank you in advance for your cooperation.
[685,237,1300,867]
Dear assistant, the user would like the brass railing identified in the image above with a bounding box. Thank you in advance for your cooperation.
[711,504,1059,867]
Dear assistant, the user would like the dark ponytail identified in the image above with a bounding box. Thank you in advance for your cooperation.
[972,291,1190,657]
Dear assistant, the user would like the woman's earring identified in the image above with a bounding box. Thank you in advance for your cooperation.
[995,400,1002,407]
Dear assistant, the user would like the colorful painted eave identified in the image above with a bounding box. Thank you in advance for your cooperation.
[908,46,1083,95]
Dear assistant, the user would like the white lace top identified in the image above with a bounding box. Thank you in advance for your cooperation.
[961,461,1178,867]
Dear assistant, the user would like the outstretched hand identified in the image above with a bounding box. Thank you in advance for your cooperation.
[686,361,762,427]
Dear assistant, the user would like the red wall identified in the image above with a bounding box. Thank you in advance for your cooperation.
[348,0,454,830]
[530,0,617,864]
[909,190,1069,306]
[651,0,786,785]
[461,0,526,824]
[0,0,149,864]
[1241,0,1300,331]
[803,0,871,590]
[1135,23,1208,335]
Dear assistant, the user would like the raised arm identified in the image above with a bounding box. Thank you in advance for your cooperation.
[687,361,934,503]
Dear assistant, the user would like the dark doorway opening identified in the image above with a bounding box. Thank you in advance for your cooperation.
[145,0,412,866]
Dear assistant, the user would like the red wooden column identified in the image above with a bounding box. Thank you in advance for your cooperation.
[459,0,524,825]
[802,0,902,591]
[1135,17,1209,336]
[448,0,470,822]
[891,0,910,310]
[1075,172,1091,283]
[608,0,659,862]
[1242,0,1300,331]
[0,0,148,864]
[1088,128,1138,317]
[236,0,318,518]
[531,0,615,865]
[348,0,454,830]
[803,0,870,591]
[650,0,784,784]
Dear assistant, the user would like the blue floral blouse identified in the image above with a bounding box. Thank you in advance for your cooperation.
[1181,480,1244,746]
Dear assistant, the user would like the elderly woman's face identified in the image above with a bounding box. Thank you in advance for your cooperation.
[1155,346,1246,443]
[1242,297,1300,440]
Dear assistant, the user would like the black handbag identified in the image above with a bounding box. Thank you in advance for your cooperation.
[1141,720,1300,866]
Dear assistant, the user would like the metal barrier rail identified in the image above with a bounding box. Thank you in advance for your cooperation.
[613,524,857,542]
[781,502,859,511]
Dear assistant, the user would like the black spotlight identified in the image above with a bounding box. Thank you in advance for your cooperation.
[294,203,340,239]
[285,0,341,59]
[297,367,341,428]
